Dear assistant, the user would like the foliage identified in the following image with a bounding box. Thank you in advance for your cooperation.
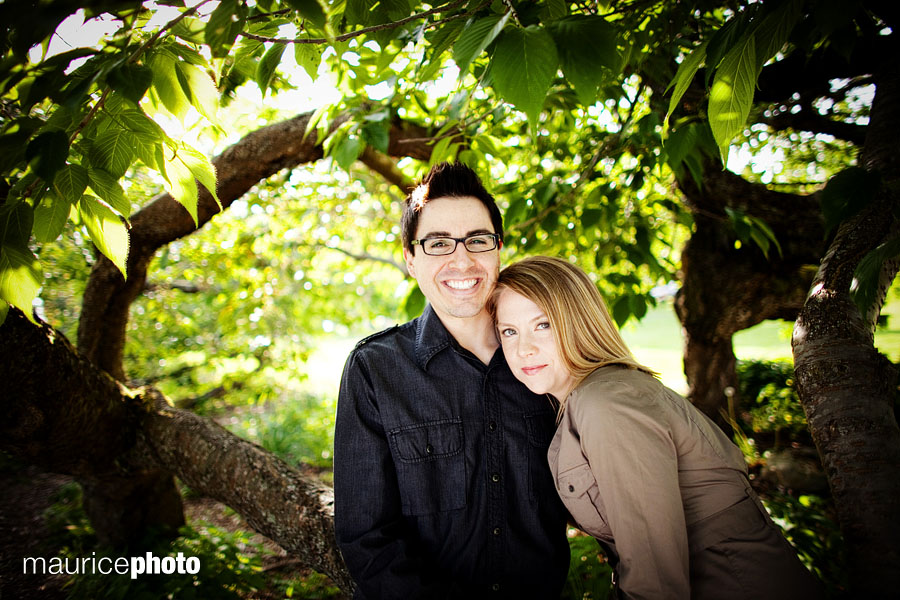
[562,533,614,600]
[763,492,847,597]
[2,0,884,331]
[43,482,269,600]
[736,359,809,443]
[223,392,336,470]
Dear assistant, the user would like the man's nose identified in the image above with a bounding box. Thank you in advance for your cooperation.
[447,240,476,266]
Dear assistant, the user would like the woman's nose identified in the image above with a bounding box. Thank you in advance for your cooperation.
[517,337,537,357]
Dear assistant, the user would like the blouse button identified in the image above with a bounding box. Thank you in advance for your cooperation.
[568,484,575,492]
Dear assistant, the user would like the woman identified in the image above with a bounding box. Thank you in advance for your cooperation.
[489,256,821,599]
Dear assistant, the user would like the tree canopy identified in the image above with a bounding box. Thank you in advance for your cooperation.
[2,0,899,595]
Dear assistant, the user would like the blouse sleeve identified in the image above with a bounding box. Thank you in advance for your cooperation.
[572,379,690,600]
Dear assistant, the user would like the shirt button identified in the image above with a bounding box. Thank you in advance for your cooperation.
[491,473,500,483]
[488,421,497,431]
[492,527,501,536]
[491,583,501,592]
[425,444,433,454]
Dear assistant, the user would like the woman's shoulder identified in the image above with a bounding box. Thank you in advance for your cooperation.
[566,365,671,433]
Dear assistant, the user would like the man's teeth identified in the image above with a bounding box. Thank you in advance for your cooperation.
[446,279,477,290]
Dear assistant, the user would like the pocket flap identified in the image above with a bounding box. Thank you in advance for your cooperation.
[389,419,463,463]
[558,464,595,498]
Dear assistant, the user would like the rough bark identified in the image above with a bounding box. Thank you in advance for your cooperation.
[1,307,355,593]
[70,110,431,548]
[674,169,825,424]
[791,35,900,596]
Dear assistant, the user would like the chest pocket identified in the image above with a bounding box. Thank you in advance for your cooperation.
[557,463,612,538]
[389,419,466,516]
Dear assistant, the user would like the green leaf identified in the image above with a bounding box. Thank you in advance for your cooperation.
[418,19,465,82]
[0,243,42,322]
[852,235,900,318]
[452,14,510,74]
[492,26,558,129]
[0,299,8,326]
[90,127,136,178]
[403,284,425,320]
[550,16,618,105]
[820,167,881,235]
[664,40,708,135]
[0,201,34,248]
[106,63,154,104]
[118,109,167,169]
[205,0,247,58]
[160,145,200,224]
[708,34,756,164]
[52,163,89,202]
[176,62,220,125]
[256,44,286,97]
[33,191,72,243]
[333,135,365,171]
[78,195,130,278]
[149,51,190,119]
[294,43,324,80]
[753,0,802,75]
[285,0,328,30]
[361,121,389,153]
[87,167,131,217]
[612,295,631,327]
[25,129,70,181]
[174,141,220,210]
[664,122,700,169]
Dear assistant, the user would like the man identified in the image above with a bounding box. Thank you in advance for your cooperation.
[334,162,570,598]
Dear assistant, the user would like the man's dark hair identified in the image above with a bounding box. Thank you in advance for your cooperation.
[401,162,504,254]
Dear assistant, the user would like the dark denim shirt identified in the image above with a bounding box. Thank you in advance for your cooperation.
[334,305,570,599]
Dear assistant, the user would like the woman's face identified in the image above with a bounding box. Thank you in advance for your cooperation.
[494,288,578,400]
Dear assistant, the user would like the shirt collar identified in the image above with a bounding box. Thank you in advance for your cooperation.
[414,304,454,369]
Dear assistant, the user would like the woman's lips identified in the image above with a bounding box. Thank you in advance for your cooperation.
[521,365,546,376]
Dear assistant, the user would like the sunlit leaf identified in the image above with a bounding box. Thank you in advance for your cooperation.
[664,40,708,135]
[87,167,131,218]
[285,0,328,30]
[295,43,324,81]
[852,235,900,318]
[174,141,220,210]
[160,145,200,225]
[256,44,286,97]
[91,127,136,178]
[453,14,509,74]
[33,191,72,243]
[176,61,220,125]
[492,26,558,129]
[0,243,42,322]
[149,51,190,119]
[206,0,247,58]
[0,201,33,248]
[333,135,365,171]
[52,163,89,202]
[708,35,755,164]
[78,195,129,278]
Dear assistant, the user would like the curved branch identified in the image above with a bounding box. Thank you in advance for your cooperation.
[77,111,432,380]
[0,307,354,594]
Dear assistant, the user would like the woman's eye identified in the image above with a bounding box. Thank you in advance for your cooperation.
[536,322,550,330]
[500,328,516,337]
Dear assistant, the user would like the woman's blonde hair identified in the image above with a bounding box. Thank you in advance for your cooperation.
[489,256,655,413]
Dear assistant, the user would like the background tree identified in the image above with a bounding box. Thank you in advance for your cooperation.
[2,0,897,595]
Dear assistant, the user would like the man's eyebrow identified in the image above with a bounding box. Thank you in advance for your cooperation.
[420,228,494,238]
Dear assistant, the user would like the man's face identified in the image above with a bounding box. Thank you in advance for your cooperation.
[403,196,500,324]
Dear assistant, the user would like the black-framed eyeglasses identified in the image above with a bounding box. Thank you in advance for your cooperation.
[411,233,500,256]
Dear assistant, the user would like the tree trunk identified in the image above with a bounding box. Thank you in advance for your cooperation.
[792,40,900,595]
[1,307,356,593]
[675,169,824,425]
[69,111,432,549]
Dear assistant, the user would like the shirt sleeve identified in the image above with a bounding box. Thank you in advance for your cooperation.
[333,350,461,599]
[572,380,690,600]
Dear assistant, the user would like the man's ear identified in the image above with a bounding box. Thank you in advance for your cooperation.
[403,247,416,277]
